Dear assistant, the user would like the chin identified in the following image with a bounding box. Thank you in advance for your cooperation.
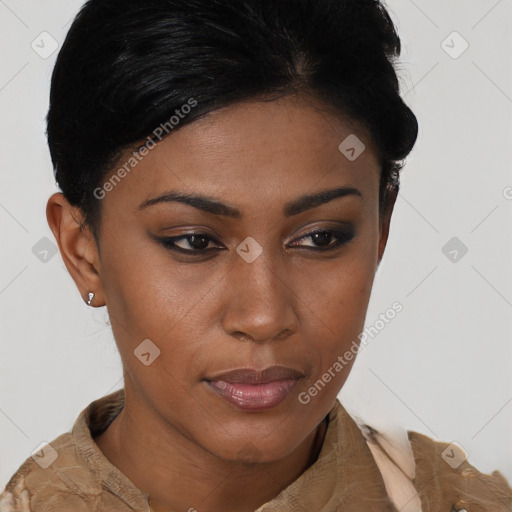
[203,425,307,465]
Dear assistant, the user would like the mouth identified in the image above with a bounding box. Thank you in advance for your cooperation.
[204,365,304,411]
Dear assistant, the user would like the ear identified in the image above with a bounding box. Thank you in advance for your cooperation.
[377,186,398,267]
[46,192,105,306]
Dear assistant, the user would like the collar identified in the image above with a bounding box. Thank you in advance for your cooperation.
[72,389,394,511]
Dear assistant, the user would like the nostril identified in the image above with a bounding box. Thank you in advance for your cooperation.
[276,328,293,340]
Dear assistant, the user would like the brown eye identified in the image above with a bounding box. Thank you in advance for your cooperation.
[156,233,224,254]
[177,234,212,250]
[289,228,355,250]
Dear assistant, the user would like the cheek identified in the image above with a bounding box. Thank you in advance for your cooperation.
[301,232,379,331]
[98,231,230,383]
[293,227,379,383]
[99,223,199,323]
[96,229,191,353]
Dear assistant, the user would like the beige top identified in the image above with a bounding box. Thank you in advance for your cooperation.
[1,389,511,511]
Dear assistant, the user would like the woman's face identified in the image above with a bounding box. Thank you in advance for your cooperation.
[55,94,392,463]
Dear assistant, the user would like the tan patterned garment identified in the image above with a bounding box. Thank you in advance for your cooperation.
[1,389,511,511]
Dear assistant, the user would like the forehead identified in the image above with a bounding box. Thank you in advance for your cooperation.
[101,95,381,215]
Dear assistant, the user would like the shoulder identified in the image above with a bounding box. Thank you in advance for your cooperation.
[359,420,512,512]
[406,430,512,512]
[0,389,143,512]
[0,432,101,512]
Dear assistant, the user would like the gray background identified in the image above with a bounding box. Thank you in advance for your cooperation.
[1,0,511,488]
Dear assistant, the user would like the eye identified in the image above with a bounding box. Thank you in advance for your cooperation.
[154,225,355,256]
[155,233,224,254]
[288,227,355,251]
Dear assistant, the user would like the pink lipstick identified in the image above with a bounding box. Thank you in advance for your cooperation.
[205,366,303,411]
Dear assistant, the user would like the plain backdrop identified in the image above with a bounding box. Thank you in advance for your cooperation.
[1,0,511,489]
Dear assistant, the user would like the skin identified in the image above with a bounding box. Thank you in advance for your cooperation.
[46,93,396,512]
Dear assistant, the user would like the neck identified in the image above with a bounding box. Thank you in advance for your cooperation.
[94,391,329,512]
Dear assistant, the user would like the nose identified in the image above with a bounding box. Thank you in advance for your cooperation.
[221,247,299,343]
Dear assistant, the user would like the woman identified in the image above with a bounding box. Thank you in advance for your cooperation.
[1,0,511,511]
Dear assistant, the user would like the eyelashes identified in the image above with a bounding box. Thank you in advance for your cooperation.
[159,233,220,253]
[154,227,355,256]
[288,227,355,250]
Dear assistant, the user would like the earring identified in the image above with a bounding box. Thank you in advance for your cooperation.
[86,292,95,306]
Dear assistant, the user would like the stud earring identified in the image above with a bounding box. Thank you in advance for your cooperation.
[86,292,95,306]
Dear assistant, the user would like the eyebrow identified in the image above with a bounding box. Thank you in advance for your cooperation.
[137,186,362,218]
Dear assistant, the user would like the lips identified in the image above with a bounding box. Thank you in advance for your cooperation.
[205,366,304,411]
